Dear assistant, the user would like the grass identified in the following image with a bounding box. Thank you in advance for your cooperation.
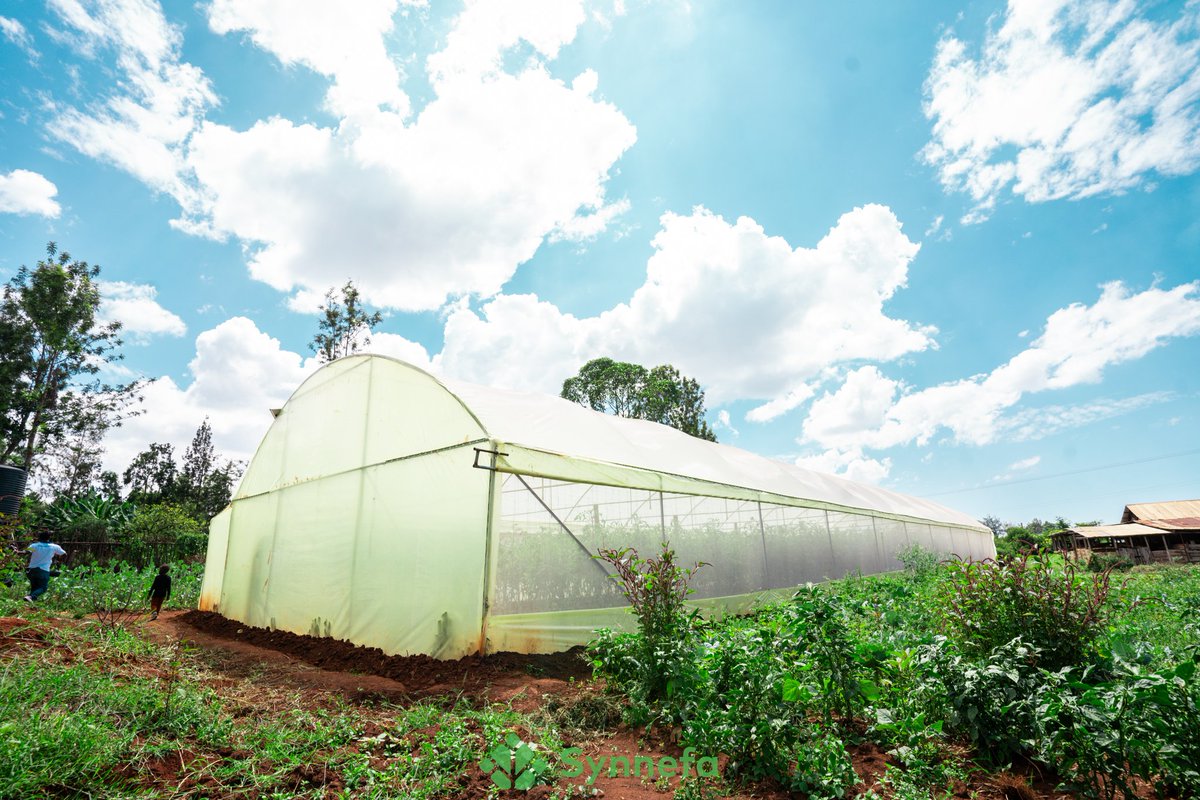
[1,557,1198,798]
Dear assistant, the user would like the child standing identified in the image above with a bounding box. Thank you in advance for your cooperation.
[148,565,171,620]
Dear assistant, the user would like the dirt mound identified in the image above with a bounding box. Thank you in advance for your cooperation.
[177,610,592,697]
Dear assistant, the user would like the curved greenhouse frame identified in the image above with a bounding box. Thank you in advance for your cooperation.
[199,355,992,658]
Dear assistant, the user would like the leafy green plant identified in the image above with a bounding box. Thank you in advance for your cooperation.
[1086,552,1133,573]
[786,729,856,799]
[40,492,135,536]
[897,543,940,577]
[591,543,705,705]
[926,637,1058,765]
[939,554,1115,670]
[784,586,881,724]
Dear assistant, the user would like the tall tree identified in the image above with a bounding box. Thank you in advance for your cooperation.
[177,418,241,520]
[180,418,215,491]
[0,243,140,473]
[310,280,383,363]
[122,442,178,502]
[561,357,718,442]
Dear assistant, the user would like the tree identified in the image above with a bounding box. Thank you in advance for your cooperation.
[981,515,1004,538]
[178,419,241,521]
[122,442,178,503]
[122,421,242,522]
[309,280,382,362]
[561,357,717,442]
[0,243,140,473]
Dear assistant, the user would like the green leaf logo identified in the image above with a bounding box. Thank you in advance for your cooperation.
[478,733,550,791]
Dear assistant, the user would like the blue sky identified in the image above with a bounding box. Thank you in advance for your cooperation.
[1,0,1198,526]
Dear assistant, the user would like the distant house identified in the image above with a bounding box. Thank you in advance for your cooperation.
[1052,499,1200,565]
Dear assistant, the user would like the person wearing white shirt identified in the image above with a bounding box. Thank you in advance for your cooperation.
[25,531,66,602]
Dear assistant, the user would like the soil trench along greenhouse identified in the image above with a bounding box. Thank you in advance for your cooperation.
[199,355,993,659]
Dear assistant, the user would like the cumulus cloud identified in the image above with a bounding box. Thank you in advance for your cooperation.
[46,0,636,312]
[207,0,409,118]
[793,447,892,486]
[46,0,216,201]
[924,0,1200,220]
[0,169,61,217]
[97,281,186,339]
[801,281,1200,453]
[102,317,312,471]
[432,204,935,404]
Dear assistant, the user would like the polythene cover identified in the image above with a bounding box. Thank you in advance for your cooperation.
[205,355,994,658]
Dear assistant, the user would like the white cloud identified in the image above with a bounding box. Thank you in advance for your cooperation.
[714,409,738,437]
[426,0,586,85]
[997,391,1172,442]
[97,281,186,339]
[207,0,409,118]
[1008,455,1040,471]
[0,15,38,60]
[46,0,216,200]
[801,366,899,449]
[746,385,815,423]
[432,204,936,404]
[794,447,892,485]
[0,169,61,217]
[800,281,1200,452]
[46,0,636,313]
[103,317,314,471]
[924,0,1200,220]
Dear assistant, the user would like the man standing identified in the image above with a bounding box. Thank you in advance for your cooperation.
[25,532,66,602]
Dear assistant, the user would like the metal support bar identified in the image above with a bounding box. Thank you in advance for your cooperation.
[514,474,613,579]
[472,447,510,471]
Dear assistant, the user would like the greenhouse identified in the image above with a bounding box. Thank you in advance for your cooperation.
[199,355,993,659]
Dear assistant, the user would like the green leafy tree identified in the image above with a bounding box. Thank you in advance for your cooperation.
[122,421,240,522]
[561,357,717,441]
[122,442,178,503]
[123,503,207,566]
[309,280,383,363]
[0,243,140,474]
[178,419,240,520]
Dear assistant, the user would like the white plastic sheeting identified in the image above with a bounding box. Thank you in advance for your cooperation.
[200,355,993,658]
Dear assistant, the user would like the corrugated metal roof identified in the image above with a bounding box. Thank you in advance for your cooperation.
[1122,499,1200,524]
[1063,523,1168,539]
[1134,517,1200,531]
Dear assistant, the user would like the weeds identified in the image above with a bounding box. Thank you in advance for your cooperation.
[939,554,1115,670]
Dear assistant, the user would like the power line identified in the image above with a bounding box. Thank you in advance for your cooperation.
[924,447,1200,497]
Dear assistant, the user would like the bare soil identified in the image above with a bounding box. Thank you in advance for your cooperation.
[3,609,1087,799]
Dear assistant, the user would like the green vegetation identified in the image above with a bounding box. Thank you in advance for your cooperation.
[2,552,1199,798]
[591,551,1200,799]
[561,357,718,441]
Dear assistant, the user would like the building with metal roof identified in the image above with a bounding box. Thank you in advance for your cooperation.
[1054,499,1200,565]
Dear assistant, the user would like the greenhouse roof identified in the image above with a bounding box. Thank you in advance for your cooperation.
[439,367,985,531]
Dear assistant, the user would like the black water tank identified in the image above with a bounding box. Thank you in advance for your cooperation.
[0,465,27,518]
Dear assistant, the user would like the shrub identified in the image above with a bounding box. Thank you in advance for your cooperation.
[927,637,1060,765]
[1086,552,1132,573]
[589,544,705,709]
[1034,652,1200,800]
[938,554,1114,670]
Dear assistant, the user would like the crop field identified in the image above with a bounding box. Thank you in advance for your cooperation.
[1,552,1198,800]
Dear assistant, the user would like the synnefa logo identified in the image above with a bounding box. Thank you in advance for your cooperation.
[561,746,719,785]
[479,733,550,791]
